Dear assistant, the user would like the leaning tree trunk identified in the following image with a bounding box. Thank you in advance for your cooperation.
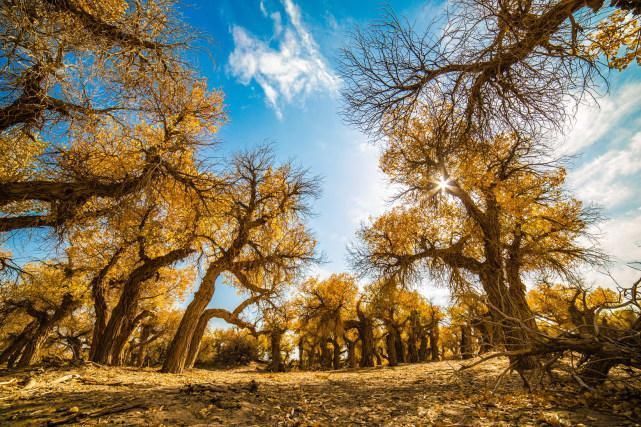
[17,293,76,368]
[185,311,213,368]
[162,265,220,373]
[0,320,37,366]
[92,286,138,364]
[110,310,151,366]
[93,248,191,365]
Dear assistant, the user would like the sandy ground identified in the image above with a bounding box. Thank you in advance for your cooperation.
[1,358,639,426]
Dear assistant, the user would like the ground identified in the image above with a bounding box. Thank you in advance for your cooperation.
[1,358,640,426]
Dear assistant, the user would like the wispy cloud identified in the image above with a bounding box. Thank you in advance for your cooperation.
[559,79,641,288]
[569,132,641,208]
[582,213,641,287]
[558,83,641,156]
[228,0,340,118]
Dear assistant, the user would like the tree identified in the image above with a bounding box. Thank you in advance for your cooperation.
[0,0,225,238]
[340,0,639,140]
[0,262,85,367]
[295,274,359,370]
[351,116,600,377]
[162,148,319,373]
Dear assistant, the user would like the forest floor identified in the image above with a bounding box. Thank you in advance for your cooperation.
[0,358,640,426]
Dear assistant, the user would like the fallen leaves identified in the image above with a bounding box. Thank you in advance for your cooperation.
[0,359,638,426]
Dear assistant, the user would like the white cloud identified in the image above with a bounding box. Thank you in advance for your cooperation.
[581,214,641,287]
[569,132,641,207]
[557,83,641,156]
[346,143,392,225]
[228,0,340,118]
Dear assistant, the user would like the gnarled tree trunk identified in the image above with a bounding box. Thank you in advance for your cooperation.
[162,264,220,373]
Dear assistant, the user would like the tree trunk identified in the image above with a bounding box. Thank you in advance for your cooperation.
[0,321,37,365]
[480,219,539,372]
[89,248,123,360]
[385,331,398,367]
[110,310,150,366]
[69,337,83,361]
[93,248,191,365]
[297,338,305,369]
[185,312,212,368]
[162,265,220,373]
[393,327,406,363]
[17,293,76,368]
[407,335,418,363]
[320,339,332,370]
[332,339,341,370]
[359,320,375,367]
[429,325,440,361]
[460,323,473,360]
[268,330,284,372]
[374,349,382,366]
[345,338,357,368]
[135,325,152,367]
[407,311,420,363]
[419,333,428,362]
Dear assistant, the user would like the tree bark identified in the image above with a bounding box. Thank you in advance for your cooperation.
[16,293,77,368]
[162,264,221,373]
[385,331,398,367]
[0,321,37,366]
[297,337,306,369]
[419,333,428,362]
[460,323,473,360]
[92,248,192,365]
[268,330,284,372]
[320,339,332,370]
[429,325,440,361]
[89,248,124,360]
[332,339,341,370]
[345,337,357,369]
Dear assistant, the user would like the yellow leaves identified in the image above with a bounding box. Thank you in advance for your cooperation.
[75,0,128,23]
[296,274,358,336]
[589,10,641,70]
[0,130,46,182]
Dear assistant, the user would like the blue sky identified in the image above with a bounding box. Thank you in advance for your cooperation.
[178,0,641,311]
[6,1,641,320]
[175,0,447,314]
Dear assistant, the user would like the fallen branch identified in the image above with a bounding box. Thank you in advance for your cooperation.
[21,373,80,390]
[46,402,147,426]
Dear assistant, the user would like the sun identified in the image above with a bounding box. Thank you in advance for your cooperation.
[436,176,450,192]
